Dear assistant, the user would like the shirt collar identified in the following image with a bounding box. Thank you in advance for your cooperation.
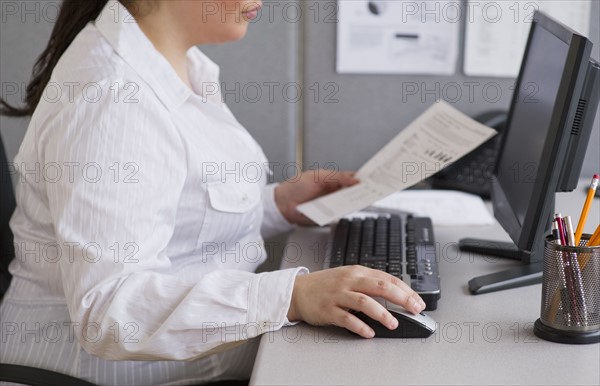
[94,0,222,110]
[187,47,223,105]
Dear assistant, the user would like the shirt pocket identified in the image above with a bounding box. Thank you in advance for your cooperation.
[197,181,263,250]
[207,181,261,213]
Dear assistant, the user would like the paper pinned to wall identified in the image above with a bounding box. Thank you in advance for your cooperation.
[464,0,592,78]
[336,0,460,75]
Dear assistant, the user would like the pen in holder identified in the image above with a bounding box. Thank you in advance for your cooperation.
[534,235,600,344]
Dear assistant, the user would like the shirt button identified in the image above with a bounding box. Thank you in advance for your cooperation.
[242,194,248,202]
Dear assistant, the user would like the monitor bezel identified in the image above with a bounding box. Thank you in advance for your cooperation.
[491,11,593,262]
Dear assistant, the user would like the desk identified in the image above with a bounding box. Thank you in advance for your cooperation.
[251,180,600,385]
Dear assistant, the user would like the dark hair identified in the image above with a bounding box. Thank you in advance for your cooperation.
[0,0,135,117]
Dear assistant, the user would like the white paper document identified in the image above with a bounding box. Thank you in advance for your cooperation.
[464,0,592,78]
[368,190,495,227]
[297,101,498,226]
[336,0,460,74]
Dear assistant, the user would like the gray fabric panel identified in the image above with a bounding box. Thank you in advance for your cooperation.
[0,1,57,165]
[1,0,598,180]
[302,0,599,177]
[0,0,300,183]
[201,0,300,181]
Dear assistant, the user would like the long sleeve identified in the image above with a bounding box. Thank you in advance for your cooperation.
[2,3,310,382]
[39,79,303,361]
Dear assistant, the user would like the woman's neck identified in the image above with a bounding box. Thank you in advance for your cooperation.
[135,9,193,89]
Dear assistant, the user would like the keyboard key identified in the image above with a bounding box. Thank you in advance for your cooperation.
[327,215,441,310]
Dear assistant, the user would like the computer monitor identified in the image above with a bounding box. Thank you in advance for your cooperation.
[461,11,600,294]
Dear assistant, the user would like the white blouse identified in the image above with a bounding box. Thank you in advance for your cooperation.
[0,1,307,384]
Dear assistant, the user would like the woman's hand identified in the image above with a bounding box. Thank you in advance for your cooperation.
[274,169,359,226]
[287,266,427,338]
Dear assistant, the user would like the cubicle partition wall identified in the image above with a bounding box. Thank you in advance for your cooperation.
[1,0,599,181]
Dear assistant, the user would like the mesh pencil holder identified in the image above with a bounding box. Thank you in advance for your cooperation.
[534,235,600,344]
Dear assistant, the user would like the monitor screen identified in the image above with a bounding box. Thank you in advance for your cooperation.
[498,25,569,227]
[491,11,593,261]
[464,11,598,294]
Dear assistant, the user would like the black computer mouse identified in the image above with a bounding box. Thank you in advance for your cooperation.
[354,297,437,338]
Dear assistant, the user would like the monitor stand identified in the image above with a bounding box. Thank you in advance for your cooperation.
[459,239,543,294]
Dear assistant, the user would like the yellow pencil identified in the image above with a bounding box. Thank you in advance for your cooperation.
[589,225,600,246]
[575,174,599,245]
[577,225,599,271]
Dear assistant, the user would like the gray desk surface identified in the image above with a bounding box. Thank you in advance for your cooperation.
[251,180,600,386]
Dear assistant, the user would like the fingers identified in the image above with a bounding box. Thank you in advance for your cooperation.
[330,308,376,338]
[338,292,400,332]
[332,266,425,335]
[353,272,426,314]
[314,169,359,188]
[294,211,317,227]
[336,171,360,187]
[291,265,427,340]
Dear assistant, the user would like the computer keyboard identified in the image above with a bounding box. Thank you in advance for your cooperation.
[430,145,497,199]
[325,215,441,310]
[428,110,506,199]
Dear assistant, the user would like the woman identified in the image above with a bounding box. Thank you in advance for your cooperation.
[0,1,426,384]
